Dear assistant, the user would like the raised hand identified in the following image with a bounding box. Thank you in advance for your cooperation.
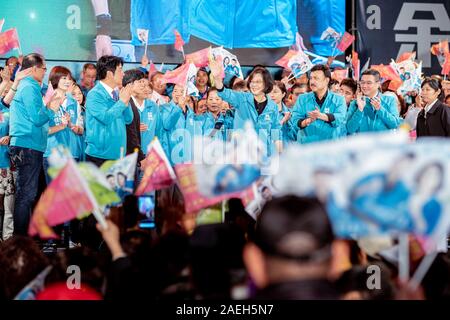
[119,84,133,105]
[13,68,32,82]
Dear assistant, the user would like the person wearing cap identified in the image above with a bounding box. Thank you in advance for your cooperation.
[243,195,339,299]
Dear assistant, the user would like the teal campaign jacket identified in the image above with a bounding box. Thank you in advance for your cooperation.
[346,93,402,134]
[217,88,282,157]
[0,105,10,169]
[139,99,162,154]
[160,101,203,164]
[276,103,297,145]
[10,76,54,152]
[85,83,133,160]
[201,111,234,141]
[291,90,347,144]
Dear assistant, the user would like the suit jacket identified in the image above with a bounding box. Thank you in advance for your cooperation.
[126,99,145,163]
[416,100,450,138]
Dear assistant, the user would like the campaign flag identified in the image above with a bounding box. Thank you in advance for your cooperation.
[186,63,199,97]
[185,47,210,67]
[396,51,416,63]
[14,266,53,300]
[213,47,244,79]
[336,32,355,53]
[287,50,314,78]
[351,51,360,81]
[431,40,449,67]
[0,19,4,33]
[192,123,262,198]
[100,152,138,203]
[148,60,158,77]
[135,137,176,195]
[78,162,121,207]
[442,53,450,76]
[320,26,341,42]
[291,31,307,52]
[173,29,184,52]
[175,163,254,214]
[0,28,20,55]
[28,160,95,238]
[331,68,349,83]
[162,63,190,86]
[137,28,149,44]
[275,50,298,69]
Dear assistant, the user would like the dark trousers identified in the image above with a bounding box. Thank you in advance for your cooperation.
[85,154,107,167]
[9,146,43,236]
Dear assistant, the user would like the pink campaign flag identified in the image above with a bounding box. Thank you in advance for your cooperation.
[28,160,95,239]
[174,164,253,214]
[43,83,55,106]
[135,138,176,195]
[336,32,355,53]
[185,47,210,67]
[162,63,190,86]
[351,51,360,81]
[0,28,20,55]
[275,50,298,69]
[174,29,184,52]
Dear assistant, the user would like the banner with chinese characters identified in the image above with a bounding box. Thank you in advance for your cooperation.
[356,0,449,75]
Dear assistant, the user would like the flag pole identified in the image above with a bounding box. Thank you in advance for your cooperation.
[144,39,148,59]
[399,233,410,283]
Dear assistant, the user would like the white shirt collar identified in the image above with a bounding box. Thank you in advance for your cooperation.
[132,96,145,112]
[425,99,438,117]
[100,81,116,99]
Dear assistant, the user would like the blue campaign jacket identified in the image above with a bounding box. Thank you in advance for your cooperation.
[291,90,347,144]
[44,101,72,158]
[66,98,84,159]
[139,99,162,154]
[190,0,297,48]
[10,76,53,153]
[276,103,297,145]
[217,88,282,157]
[130,0,190,46]
[346,93,402,134]
[0,105,10,169]
[85,83,133,160]
[201,111,234,141]
[160,102,202,164]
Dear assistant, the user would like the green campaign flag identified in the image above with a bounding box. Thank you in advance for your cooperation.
[78,163,120,206]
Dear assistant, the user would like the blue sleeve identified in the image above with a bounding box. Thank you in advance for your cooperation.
[346,101,364,134]
[217,88,250,111]
[86,91,129,125]
[123,104,134,125]
[377,96,402,129]
[328,95,347,128]
[161,102,183,130]
[291,96,307,130]
[22,85,53,127]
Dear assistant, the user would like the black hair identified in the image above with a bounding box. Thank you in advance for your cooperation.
[328,78,339,88]
[361,69,381,82]
[247,68,274,94]
[122,68,145,87]
[254,195,333,261]
[72,83,86,106]
[445,94,450,104]
[421,77,444,101]
[291,83,309,92]
[340,78,358,94]
[415,162,445,194]
[272,80,287,96]
[96,55,124,81]
[5,56,18,66]
[83,63,96,72]
[310,64,332,82]
[21,53,45,70]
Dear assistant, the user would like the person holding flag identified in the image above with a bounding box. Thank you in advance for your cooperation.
[85,55,133,167]
[9,53,62,235]
[209,59,282,157]
[346,69,402,135]
[160,84,202,164]
[292,64,347,144]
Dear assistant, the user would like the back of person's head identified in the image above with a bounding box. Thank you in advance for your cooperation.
[122,68,145,87]
[189,223,247,299]
[0,236,49,299]
[96,55,124,80]
[36,283,102,300]
[46,246,106,295]
[21,53,45,70]
[255,196,333,261]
